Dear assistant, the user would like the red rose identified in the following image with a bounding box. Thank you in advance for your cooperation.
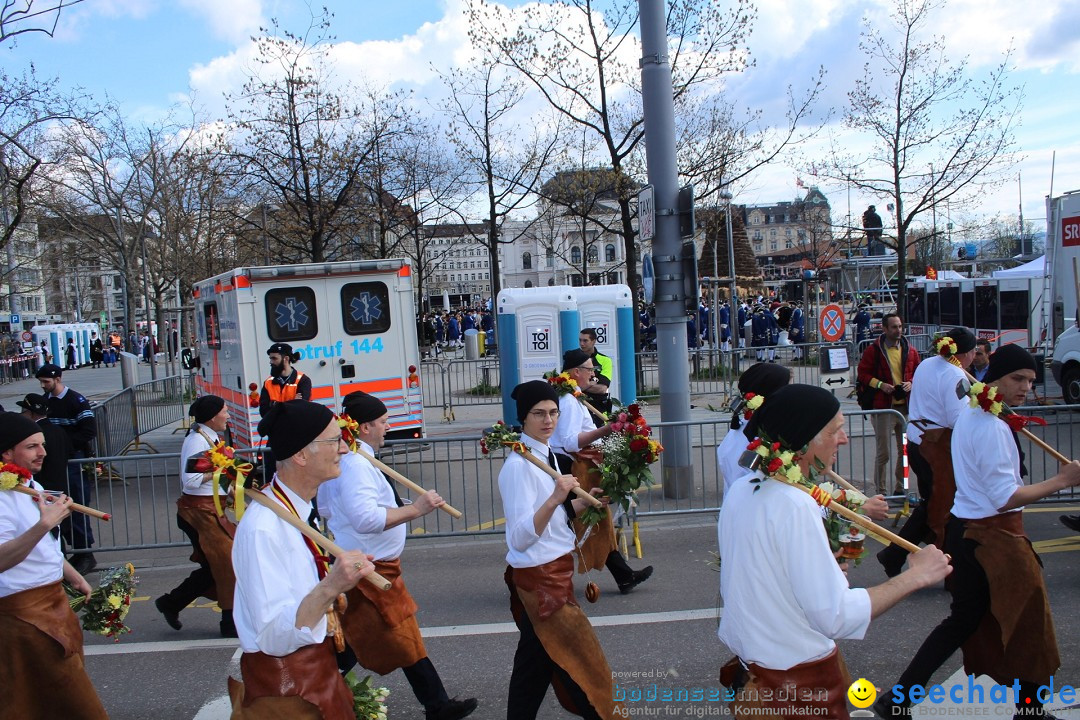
[771,442,780,452]
[747,438,762,450]
[630,438,648,452]
[628,403,640,415]
[767,458,783,473]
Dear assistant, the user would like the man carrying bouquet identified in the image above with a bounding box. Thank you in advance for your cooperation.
[317,391,477,720]
[550,349,652,594]
[0,412,108,719]
[155,395,239,637]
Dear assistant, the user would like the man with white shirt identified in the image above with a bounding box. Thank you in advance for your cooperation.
[0,412,108,719]
[716,362,791,493]
[500,380,621,720]
[229,400,374,720]
[155,395,238,637]
[550,349,651,594]
[875,345,1080,719]
[717,385,951,720]
[317,391,477,720]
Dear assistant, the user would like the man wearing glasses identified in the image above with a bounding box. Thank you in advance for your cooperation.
[550,350,653,594]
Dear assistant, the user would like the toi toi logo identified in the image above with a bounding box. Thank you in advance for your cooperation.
[848,678,877,709]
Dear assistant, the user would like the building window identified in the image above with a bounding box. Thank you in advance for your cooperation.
[607,271,619,284]
[524,280,533,288]
[522,252,532,270]
[587,245,598,263]
[785,239,793,249]
[770,240,778,251]
[754,242,763,253]
[785,229,792,236]
[571,247,582,264]
[546,247,554,267]
[605,243,616,262]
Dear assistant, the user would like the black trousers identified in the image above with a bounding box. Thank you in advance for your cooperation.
[402,657,450,711]
[507,600,601,720]
[159,512,214,611]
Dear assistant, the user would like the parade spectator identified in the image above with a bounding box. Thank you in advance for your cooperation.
[969,338,992,381]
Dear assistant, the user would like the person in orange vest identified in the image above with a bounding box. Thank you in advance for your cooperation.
[258,343,312,418]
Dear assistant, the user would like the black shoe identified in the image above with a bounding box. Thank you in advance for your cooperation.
[219,611,237,638]
[873,695,911,718]
[1060,514,1080,533]
[70,553,97,575]
[426,697,478,720]
[155,596,182,631]
[618,565,654,595]
[876,548,903,578]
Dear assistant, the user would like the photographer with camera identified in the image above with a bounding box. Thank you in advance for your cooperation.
[856,313,920,496]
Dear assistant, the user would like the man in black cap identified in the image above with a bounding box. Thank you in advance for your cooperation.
[875,346,1080,719]
[317,391,476,720]
[0,412,108,719]
[878,327,977,577]
[35,363,97,574]
[258,343,311,417]
[551,349,652,594]
[229,400,374,720]
[155,395,238,637]
[17,393,73,495]
[717,386,951,719]
[716,363,791,492]
[500,380,622,720]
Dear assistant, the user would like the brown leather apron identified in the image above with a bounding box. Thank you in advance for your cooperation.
[229,637,353,720]
[176,493,236,609]
[341,558,426,675]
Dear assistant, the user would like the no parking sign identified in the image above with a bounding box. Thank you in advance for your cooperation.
[819,304,846,342]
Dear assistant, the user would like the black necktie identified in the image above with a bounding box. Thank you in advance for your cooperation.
[548,450,576,524]
[383,472,405,508]
[307,506,320,531]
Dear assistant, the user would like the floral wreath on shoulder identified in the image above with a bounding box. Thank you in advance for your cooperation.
[935,335,958,358]
[0,463,31,491]
[967,381,1046,432]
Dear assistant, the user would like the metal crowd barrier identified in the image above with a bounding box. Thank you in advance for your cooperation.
[72,405,1080,555]
[92,374,196,457]
[0,352,37,385]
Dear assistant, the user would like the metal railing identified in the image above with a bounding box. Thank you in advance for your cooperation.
[92,374,196,457]
[71,405,1080,554]
[0,352,37,385]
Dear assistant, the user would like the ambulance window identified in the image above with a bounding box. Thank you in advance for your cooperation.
[341,282,392,335]
[203,302,221,350]
[265,287,319,342]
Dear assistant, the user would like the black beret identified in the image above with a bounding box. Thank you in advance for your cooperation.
[35,363,62,379]
[188,395,226,424]
[986,344,1037,383]
[561,349,592,372]
[0,412,44,455]
[737,363,791,397]
[512,380,559,423]
[745,384,840,451]
[944,327,977,354]
[266,343,301,363]
[342,391,387,424]
[257,400,334,461]
[15,393,49,416]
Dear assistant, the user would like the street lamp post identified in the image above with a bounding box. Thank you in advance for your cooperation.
[720,191,738,375]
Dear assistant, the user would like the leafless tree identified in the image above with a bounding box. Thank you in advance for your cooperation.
[821,0,1021,311]
[0,0,84,44]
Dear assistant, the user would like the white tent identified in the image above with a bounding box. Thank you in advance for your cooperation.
[911,269,967,283]
[992,255,1046,278]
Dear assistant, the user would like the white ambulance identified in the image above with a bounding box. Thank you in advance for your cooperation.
[192,259,425,450]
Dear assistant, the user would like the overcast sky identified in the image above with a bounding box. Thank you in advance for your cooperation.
[3,0,1078,239]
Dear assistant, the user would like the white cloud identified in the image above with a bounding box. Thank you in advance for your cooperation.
[179,0,264,45]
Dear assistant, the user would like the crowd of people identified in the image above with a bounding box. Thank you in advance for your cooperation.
[4,321,1080,720]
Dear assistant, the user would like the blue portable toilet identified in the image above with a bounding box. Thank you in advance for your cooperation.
[497,287,579,425]
[573,284,636,404]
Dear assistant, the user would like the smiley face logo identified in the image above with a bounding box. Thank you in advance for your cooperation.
[848,678,877,708]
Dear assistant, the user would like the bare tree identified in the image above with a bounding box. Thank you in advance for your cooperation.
[469,0,754,329]
[1,0,85,44]
[438,61,562,299]
[821,0,1021,311]
[224,10,410,262]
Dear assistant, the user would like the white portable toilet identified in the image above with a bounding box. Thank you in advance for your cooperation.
[574,285,636,404]
[497,286,579,425]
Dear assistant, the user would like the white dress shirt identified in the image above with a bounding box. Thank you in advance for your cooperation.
[951,406,1024,520]
[0,480,65,598]
[232,480,328,656]
[317,443,404,562]
[550,394,592,455]
[907,356,968,445]
[717,473,871,670]
[179,425,219,496]
[717,418,751,495]
[498,432,576,568]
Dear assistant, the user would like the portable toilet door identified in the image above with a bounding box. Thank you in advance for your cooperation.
[574,284,636,404]
[497,286,579,425]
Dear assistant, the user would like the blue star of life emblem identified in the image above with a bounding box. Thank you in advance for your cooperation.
[275,298,310,332]
[350,293,383,325]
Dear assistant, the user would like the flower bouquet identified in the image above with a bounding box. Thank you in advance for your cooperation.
[578,403,662,527]
[345,672,389,720]
[190,440,254,517]
[817,481,868,563]
[339,414,360,452]
[66,563,138,641]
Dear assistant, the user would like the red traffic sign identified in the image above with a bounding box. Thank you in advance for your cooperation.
[819,304,846,342]
[20,331,32,342]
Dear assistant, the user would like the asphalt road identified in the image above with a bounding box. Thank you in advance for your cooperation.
[72,506,1080,720]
